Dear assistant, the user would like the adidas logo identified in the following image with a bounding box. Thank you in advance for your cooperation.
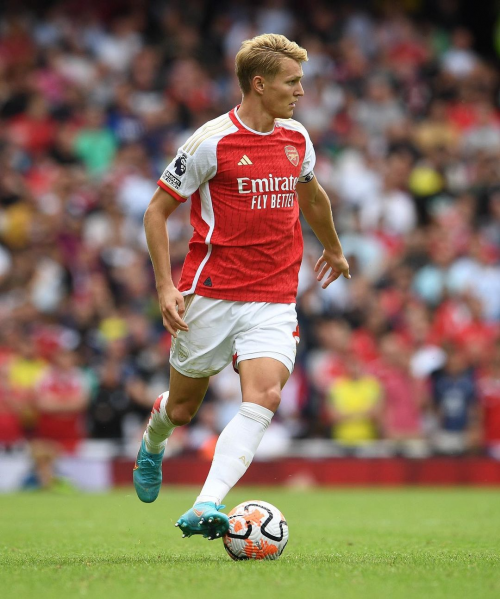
[203,277,213,287]
[238,155,253,166]
[239,455,250,468]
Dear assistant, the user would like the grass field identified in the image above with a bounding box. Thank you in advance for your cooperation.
[1,487,499,599]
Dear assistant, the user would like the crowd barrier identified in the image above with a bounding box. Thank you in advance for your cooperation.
[2,441,500,491]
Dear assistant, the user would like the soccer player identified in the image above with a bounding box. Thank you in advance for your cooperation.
[133,34,350,540]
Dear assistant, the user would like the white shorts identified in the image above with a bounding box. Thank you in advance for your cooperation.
[170,294,299,378]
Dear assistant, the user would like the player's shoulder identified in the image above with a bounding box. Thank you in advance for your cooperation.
[275,117,311,141]
[182,113,236,156]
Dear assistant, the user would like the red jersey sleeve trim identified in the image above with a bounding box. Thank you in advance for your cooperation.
[157,179,187,203]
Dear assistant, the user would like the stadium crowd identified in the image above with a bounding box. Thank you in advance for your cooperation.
[1,0,500,460]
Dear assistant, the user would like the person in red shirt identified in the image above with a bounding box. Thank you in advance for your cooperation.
[477,342,500,457]
[35,348,89,453]
[372,334,427,448]
[0,357,23,445]
[7,94,56,155]
[133,33,350,540]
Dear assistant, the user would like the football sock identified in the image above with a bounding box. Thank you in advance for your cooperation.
[195,402,274,505]
[143,392,176,454]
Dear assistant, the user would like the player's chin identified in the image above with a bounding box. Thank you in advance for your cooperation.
[274,105,296,119]
[280,105,295,118]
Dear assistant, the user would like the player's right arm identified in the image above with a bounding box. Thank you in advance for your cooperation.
[148,121,219,334]
[144,187,188,337]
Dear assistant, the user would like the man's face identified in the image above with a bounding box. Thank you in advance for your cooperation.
[261,57,304,119]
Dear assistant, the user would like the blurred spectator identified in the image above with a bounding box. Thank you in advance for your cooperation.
[413,100,459,154]
[477,342,500,459]
[87,358,131,440]
[7,94,56,156]
[0,356,23,445]
[73,106,117,177]
[430,345,479,455]
[353,74,405,148]
[21,439,74,492]
[7,335,47,437]
[307,319,352,395]
[35,348,89,452]
[327,353,382,445]
[359,153,417,235]
[441,28,478,79]
[372,334,427,448]
[462,101,500,155]
[187,402,219,460]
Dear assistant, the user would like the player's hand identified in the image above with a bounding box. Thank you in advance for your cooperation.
[157,284,189,337]
[314,250,351,289]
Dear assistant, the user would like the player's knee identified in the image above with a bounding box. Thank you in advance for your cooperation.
[266,389,282,413]
[250,388,281,413]
[167,405,194,426]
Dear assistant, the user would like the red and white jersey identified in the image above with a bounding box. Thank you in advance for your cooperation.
[157,106,315,303]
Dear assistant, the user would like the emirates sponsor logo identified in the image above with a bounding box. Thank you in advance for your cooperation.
[284,145,299,166]
[236,174,298,210]
[237,174,298,194]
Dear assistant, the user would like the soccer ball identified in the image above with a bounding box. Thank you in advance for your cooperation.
[223,500,288,560]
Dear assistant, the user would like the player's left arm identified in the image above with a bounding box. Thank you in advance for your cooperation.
[297,176,350,288]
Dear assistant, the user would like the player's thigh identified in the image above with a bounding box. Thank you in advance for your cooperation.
[170,294,235,378]
[239,357,290,413]
[233,301,298,378]
[235,303,297,412]
[166,364,210,425]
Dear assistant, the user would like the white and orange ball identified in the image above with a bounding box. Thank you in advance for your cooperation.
[223,500,289,560]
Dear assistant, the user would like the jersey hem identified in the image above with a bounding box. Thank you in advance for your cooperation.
[180,287,297,304]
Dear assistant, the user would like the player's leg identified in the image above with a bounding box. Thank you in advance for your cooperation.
[133,366,209,503]
[135,294,234,504]
[177,358,289,540]
[177,303,297,540]
[173,299,297,539]
[192,357,289,510]
[143,365,210,452]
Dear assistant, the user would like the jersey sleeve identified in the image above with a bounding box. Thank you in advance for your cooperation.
[157,140,217,202]
[298,129,316,183]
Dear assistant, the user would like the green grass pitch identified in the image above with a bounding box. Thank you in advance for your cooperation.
[1,487,499,599]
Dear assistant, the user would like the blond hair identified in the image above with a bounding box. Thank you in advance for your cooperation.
[235,33,308,94]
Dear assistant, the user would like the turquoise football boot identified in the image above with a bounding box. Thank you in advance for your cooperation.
[133,439,164,503]
[175,502,229,540]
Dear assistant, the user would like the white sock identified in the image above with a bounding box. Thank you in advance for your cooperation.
[143,392,176,454]
[195,402,274,505]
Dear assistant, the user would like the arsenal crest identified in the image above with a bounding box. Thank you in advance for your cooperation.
[284,145,299,167]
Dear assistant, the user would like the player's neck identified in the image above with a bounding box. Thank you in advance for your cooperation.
[236,99,275,133]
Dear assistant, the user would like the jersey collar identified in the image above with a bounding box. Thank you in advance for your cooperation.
[229,105,276,136]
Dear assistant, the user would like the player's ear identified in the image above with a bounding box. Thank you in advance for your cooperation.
[252,75,265,95]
